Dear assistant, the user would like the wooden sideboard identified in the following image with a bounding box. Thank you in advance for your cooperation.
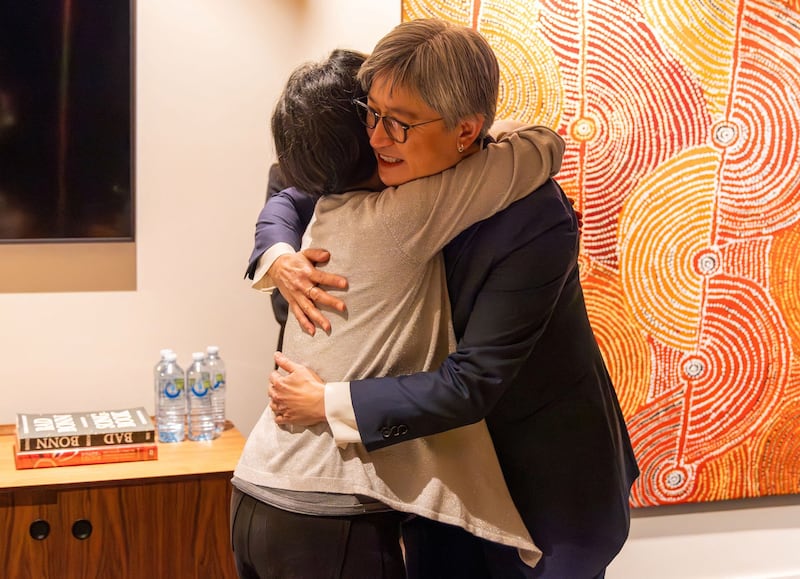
[0,424,246,579]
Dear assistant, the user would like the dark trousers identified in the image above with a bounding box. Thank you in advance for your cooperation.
[230,488,406,579]
[402,517,607,579]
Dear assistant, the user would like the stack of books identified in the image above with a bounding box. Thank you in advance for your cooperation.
[14,407,158,469]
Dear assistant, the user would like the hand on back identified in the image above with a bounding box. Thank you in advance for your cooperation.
[268,249,348,335]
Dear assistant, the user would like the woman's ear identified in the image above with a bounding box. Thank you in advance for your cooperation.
[457,114,485,148]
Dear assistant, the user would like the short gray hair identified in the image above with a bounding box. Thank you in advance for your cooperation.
[358,19,499,138]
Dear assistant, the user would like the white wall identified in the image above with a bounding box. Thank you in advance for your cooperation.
[611,497,800,578]
[1,1,797,577]
[0,0,398,437]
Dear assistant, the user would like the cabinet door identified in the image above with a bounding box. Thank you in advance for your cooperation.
[116,476,237,579]
[1,477,236,579]
[0,489,57,579]
[1,487,128,579]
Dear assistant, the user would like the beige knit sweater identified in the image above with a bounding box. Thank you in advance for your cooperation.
[235,125,564,568]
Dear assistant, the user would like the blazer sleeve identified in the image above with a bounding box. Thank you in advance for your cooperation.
[266,163,287,198]
[350,184,580,450]
[244,186,317,280]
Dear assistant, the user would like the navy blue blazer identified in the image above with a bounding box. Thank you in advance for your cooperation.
[247,177,639,577]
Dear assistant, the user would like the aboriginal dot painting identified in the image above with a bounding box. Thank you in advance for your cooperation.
[402,0,800,506]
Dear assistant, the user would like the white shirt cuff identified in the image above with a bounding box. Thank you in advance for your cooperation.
[324,381,362,447]
[250,243,296,291]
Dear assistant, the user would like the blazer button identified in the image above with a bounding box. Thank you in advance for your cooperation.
[380,425,409,438]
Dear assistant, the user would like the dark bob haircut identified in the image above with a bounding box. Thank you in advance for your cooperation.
[271,49,376,196]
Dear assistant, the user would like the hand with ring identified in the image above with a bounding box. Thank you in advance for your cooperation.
[269,352,327,426]
[267,249,349,335]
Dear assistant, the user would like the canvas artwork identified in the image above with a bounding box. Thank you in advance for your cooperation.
[402,0,800,506]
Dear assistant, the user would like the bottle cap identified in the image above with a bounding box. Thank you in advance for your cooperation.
[192,352,205,360]
[160,348,173,358]
[207,346,219,355]
[165,352,178,362]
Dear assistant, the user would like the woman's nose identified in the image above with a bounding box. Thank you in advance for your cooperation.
[368,121,394,148]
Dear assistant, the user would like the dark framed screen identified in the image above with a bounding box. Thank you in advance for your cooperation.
[0,0,134,242]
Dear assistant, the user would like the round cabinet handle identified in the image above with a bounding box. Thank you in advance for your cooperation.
[29,519,51,540]
[71,519,93,540]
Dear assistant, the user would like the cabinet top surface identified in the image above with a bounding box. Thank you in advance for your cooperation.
[0,425,247,491]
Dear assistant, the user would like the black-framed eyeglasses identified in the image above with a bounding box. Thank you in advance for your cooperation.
[352,98,443,144]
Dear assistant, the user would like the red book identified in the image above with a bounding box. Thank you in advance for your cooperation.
[13,442,158,470]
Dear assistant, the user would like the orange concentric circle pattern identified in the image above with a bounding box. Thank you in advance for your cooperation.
[404,0,800,506]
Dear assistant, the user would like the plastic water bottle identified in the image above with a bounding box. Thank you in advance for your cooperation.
[153,348,173,402]
[156,351,186,442]
[186,352,216,441]
[206,346,226,435]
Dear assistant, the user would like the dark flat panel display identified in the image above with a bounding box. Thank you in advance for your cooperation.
[0,0,134,242]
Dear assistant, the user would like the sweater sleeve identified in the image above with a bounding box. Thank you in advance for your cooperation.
[375,125,564,263]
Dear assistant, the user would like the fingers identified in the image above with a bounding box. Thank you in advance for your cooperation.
[291,295,327,335]
[310,269,348,291]
[302,301,332,334]
[302,248,331,265]
[270,251,344,334]
[289,301,316,335]
[269,370,284,398]
[268,359,325,426]
[269,372,289,423]
[271,401,289,424]
[273,351,298,374]
[301,248,348,305]
[304,285,346,313]
[301,250,347,312]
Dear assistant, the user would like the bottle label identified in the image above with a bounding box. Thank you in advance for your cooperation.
[212,373,226,390]
[164,378,184,399]
[189,378,210,397]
